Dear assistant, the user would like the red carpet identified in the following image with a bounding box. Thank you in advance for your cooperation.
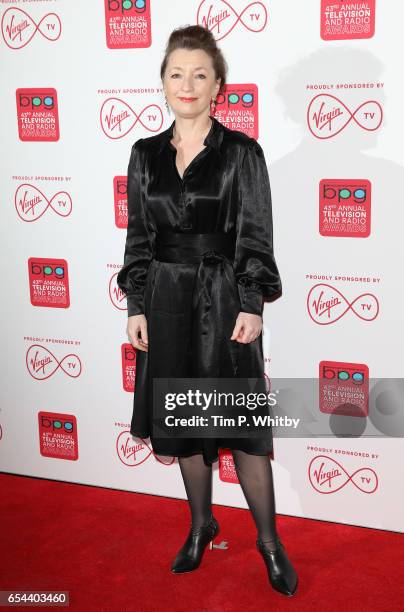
[1,472,403,611]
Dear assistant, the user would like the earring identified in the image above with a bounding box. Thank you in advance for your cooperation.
[210,98,217,116]
[164,95,171,115]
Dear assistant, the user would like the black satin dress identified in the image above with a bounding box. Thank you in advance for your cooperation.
[117,115,282,466]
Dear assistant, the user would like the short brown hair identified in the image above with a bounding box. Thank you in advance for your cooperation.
[160,25,228,102]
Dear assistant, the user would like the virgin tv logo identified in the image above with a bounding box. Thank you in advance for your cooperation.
[100,99,163,139]
[15,183,72,222]
[109,273,129,312]
[197,0,268,41]
[1,7,62,49]
[308,455,378,494]
[307,283,379,325]
[307,93,382,139]
[26,344,82,380]
[116,431,175,466]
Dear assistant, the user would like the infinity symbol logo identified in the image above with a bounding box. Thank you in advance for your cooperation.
[307,93,383,139]
[15,184,72,221]
[26,344,82,380]
[1,7,61,49]
[307,283,379,325]
[197,0,268,40]
[309,455,378,494]
[100,99,163,139]
[116,431,176,466]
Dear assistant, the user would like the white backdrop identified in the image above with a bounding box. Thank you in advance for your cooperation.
[1,0,403,533]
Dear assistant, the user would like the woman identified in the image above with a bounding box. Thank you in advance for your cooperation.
[117,25,298,596]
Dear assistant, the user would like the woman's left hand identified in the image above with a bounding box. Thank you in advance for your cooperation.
[230,312,262,344]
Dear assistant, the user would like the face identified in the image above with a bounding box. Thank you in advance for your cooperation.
[163,48,221,118]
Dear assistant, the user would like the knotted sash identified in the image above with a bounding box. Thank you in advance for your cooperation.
[155,230,239,377]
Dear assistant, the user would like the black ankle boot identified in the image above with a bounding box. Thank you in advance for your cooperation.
[171,515,220,573]
[256,536,298,596]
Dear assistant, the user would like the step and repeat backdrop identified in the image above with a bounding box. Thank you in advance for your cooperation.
[1,1,403,532]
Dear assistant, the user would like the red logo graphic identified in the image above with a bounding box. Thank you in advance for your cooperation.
[15,184,72,222]
[308,455,378,493]
[114,175,128,228]
[218,448,240,483]
[16,88,60,141]
[38,411,78,460]
[214,84,258,138]
[116,431,175,466]
[307,283,379,324]
[197,0,268,41]
[121,343,136,392]
[1,7,62,49]
[319,360,369,417]
[319,179,371,237]
[100,100,163,139]
[26,345,82,380]
[28,257,70,308]
[320,0,376,41]
[307,94,382,139]
[104,0,151,49]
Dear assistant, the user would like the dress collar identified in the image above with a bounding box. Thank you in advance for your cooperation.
[157,115,223,153]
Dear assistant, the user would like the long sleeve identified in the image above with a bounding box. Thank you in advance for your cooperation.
[117,138,155,317]
[234,139,282,316]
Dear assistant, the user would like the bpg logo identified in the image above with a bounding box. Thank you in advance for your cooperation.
[215,84,257,110]
[319,360,369,417]
[106,0,147,14]
[214,84,258,138]
[38,411,78,460]
[40,415,75,432]
[29,259,66,279]
[115,177,127,197]
[16,87,59,141]
[114,175,128,228]
[28,257,70,308]
[219,448,240,484]
[121,343,137,392]
[322,183,368,203]
[17,91,55,109]
[104,0,151,49]
[319,179,371,237]
[320,360,368,385]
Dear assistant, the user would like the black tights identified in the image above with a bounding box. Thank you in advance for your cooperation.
[178,449,278,551]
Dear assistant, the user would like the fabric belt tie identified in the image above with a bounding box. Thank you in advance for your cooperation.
[155,231,239,377]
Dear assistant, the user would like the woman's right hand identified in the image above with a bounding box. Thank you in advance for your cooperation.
[127,314,148,352]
